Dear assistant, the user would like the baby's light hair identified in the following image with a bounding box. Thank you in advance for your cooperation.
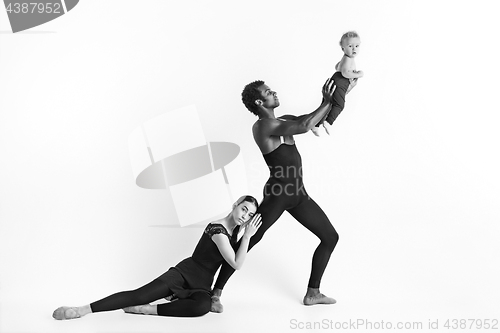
[339,31,359,47]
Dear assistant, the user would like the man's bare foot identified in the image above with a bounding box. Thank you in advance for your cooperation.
[303,293,336,305]
[210,295,224,313]
[311,127,320,137]
[303,288,336,305]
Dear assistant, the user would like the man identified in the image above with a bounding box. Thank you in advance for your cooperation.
[211,77,357,311]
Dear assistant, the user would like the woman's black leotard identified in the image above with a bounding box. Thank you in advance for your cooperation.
[214,142,339,290]
[89,224,235,317]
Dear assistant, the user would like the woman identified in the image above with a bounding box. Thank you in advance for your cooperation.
[53,195,261,319]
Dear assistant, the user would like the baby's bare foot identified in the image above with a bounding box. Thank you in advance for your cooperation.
[323,123,331,135]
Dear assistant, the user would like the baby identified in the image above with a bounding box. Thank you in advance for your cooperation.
[312,31,363,136]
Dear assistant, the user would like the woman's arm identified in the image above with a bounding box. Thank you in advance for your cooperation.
[212,214,262,270]
[211,235,249,270]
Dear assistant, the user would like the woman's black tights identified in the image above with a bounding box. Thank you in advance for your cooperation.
[90,278,211,317]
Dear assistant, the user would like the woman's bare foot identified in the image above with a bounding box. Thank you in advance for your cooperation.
[123,304,156,315]
[164,294,178,302]
[210,295,224,313]
[123,305,145,314]
[303,288,336,305]
[53,307,81,320]
[210,288,223,313]
[52,305,91,320]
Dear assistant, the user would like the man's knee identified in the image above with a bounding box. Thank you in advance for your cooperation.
[324,230,339,251]
[248,230,265,250]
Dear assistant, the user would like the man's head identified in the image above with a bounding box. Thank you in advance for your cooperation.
[242,80,265,116]
[241,80,279,116]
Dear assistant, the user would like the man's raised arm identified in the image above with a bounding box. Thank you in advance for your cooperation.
[262,78,336,136]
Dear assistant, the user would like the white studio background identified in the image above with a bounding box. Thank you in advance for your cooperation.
[1,1,499,332]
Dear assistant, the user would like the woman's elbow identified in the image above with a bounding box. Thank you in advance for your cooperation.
[228,261,242,270]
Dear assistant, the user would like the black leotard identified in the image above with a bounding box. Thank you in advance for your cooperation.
[171,223,237,297]
[214,142,339,290]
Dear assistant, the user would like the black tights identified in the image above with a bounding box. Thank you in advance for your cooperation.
[316,71,350,127]
[214,195,339,290]
[90,278,211,317]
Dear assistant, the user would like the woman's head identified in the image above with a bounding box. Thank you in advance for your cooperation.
[231,195,259,226]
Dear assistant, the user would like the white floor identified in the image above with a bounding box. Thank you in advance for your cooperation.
[2,283,497,333]
[1,218,499,333]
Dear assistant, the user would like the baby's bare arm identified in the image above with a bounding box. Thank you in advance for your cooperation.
[339,56,363,79]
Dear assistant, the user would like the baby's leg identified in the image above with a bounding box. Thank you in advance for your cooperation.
[311,126,321,136]
[325,103,344,125]
[325,73,348,125]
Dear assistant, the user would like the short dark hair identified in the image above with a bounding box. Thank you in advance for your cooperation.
[241,80,265,116]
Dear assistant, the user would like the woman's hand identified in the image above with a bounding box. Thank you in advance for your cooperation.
[243,213,262,239]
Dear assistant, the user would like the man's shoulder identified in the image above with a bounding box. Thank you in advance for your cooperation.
[253,117,292,132]
[277,114,298,121]
[253,117,283,126]
[253,118,280,138]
